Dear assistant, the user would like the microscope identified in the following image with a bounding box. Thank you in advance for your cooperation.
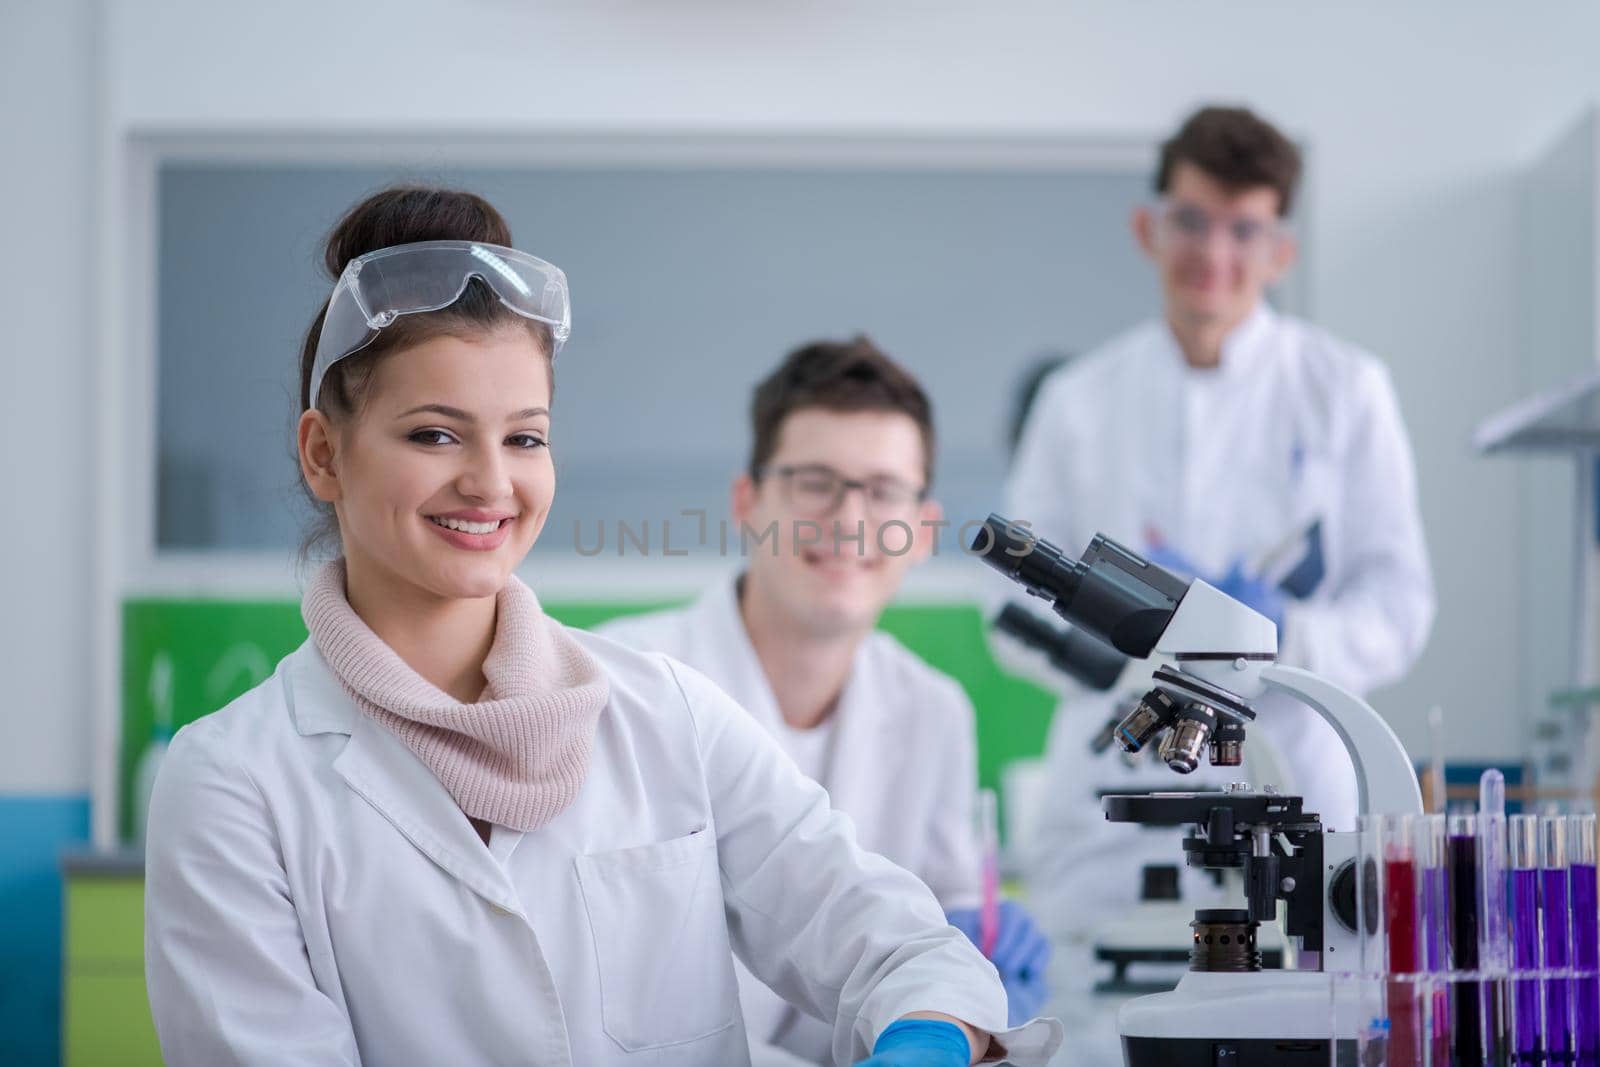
[973,515,1421,1067]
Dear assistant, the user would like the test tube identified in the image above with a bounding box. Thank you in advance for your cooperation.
[1348,816,1392,1064]
[1571,814,1599,1067]
[1421,816,1450,970]
[1481,772,1508,968]
[976,788,1000,959]
[1429,706,1446,814]
[1481,771,1511,1064]
[1386,814,1424,1064]
[1544,816,1575,1065]
[1450,812,1485,1064]
[1510,814,1541,1066]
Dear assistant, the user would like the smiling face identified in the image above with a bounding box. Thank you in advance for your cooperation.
[1134,162,1297,335]
[297,325,554,605]
[733,407,939,638]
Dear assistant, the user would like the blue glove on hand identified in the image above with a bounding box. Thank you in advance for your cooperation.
[1213,559,1286,633]
[1146,542,1286,635]
[946,900,1052,1026]
[853,1019,971,1067]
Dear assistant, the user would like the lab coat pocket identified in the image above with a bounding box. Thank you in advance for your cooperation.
[576,828,739,1051]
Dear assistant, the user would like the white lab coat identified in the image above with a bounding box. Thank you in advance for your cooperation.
[599,576,984,1066]
[1002,305,1433,961]
[144,632,1062,1067]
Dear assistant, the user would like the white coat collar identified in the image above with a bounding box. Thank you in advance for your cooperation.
[283,642,527,915]
[684,576,783,730]
[1159,301,1278,381]
[284,640,358,736]
[693,575,895,813]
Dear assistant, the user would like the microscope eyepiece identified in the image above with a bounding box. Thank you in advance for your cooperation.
[970,514,1085,605]
[973,515,1186,658]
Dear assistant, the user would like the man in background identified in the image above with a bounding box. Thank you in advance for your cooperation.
[603,337,1050,1065]
[1000,104,1434,1053]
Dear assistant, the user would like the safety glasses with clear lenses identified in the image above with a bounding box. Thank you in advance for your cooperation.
[310,240,570,409]
[1151,200,1290,261]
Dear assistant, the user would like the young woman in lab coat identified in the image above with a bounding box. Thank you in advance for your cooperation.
[600,339,1052,1066]
[142,187,1062,1067]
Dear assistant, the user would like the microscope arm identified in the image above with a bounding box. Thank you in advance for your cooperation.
[1258,663,1423,819]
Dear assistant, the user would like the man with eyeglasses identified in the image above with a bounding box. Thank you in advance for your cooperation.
[601,337,1051,1066]
[1000,104,1435,1052]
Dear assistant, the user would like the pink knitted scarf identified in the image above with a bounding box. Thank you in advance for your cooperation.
[301,560,609,832]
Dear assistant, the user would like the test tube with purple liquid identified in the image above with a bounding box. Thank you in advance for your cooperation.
[1450,812,1485,1064]
[1510,814,1541,1066]
[1571,814,1599,1067]
[1543,816,1574,1065]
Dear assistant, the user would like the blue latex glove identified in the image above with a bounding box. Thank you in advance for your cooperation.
[854,1019,971,1067]
[946,900,1052,1026]
[1147,541,1287,634]
[1213,558,1287,633]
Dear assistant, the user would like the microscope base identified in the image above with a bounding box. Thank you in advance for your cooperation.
[1119,971,1360,1066]
[1123,1035,1350,1066]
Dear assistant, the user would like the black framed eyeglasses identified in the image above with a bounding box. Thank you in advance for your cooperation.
[758,463,927,518]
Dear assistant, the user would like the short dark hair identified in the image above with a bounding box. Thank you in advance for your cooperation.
[748,336,936,487]
[1156,106,1302,217]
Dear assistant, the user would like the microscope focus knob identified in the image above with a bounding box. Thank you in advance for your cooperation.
[1328,859,1361,934]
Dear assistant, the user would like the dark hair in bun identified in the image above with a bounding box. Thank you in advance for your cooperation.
[297,185,554,416]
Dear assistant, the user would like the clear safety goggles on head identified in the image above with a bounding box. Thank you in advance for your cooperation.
[309,240,571,408]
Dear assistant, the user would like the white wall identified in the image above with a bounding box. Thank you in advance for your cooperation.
[16,0,1600,799]
[1514,115,1597,772]
[1,0,95,791]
